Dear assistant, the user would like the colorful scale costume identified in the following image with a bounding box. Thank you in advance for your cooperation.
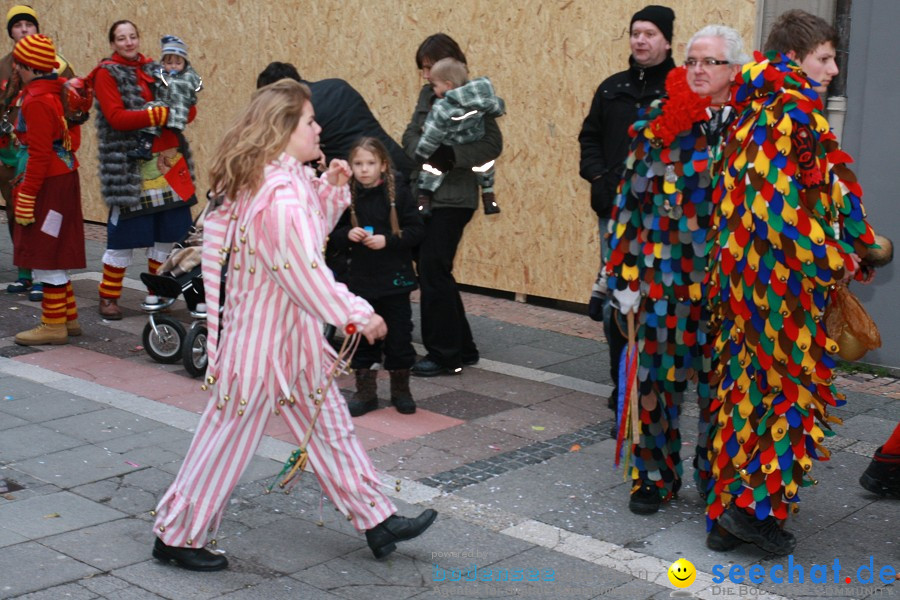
[607,68,732,500]
[705,52,876,528]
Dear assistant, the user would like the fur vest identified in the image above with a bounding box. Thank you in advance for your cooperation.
[94,61,194,210]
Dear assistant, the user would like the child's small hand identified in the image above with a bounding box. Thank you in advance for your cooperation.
[362,234,386,250]
[348,227,369,243]
[325,159,352,187]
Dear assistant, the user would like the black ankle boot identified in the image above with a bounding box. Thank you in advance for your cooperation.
[717,505,796,555]
[365,509,438,559]
[348,368,378,417]
[859,446,900,497]
[481,191,500,214]
[152,538,228,571]
[127,131,156,160]
[389,369,416,414]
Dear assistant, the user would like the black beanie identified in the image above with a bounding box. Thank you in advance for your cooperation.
[6,5,39,39]
[631,5,675,43]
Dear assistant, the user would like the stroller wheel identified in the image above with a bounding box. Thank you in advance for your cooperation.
[183,324,208,378]
[142,317,186,364]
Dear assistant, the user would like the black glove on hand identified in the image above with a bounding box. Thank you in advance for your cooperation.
[425,144,455,173]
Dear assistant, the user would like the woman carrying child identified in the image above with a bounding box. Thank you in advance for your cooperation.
[90,19,197,320]
[331,137,424,416]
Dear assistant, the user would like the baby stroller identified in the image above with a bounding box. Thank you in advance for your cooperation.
[139,215,208,377]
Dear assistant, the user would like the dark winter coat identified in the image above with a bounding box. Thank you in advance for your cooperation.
[306,78,413,179]
[330,174,424,299]
[578,56,674,218]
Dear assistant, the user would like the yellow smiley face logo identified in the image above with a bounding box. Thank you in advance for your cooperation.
[667,558,697,588]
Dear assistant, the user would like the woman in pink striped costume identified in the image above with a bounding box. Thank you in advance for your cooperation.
[151,79,437,572]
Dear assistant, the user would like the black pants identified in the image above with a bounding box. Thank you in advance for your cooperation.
[352,292,416,371]
[417,207,478,368]
[603,295,628,406]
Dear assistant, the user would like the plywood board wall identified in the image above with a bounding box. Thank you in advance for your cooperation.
[26,0,756,303]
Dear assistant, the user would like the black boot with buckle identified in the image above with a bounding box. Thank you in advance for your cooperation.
[365,509,438,559]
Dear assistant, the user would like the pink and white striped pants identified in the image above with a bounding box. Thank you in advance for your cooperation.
[153,375,396,548]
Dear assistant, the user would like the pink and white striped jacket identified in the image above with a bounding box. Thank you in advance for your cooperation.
[201,154,373,402]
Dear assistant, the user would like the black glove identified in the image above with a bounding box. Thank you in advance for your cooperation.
[425,144,455,173]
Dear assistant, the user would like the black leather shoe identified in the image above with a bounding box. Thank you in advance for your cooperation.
[411,358,461,378]
[717,506,796,555]
[462,354,480,366]
[365,509,438,559]
[152,537,229,571]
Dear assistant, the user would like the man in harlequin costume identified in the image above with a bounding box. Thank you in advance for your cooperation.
[605,26,746,518]
[704,10,878,555]
[9,33,85,345]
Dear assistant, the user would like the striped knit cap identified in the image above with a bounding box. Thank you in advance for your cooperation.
[13,32,58,72]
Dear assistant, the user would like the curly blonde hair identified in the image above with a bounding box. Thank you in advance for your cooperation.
[208,78,311,201]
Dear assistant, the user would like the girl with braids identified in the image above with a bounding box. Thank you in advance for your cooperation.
[331,137,424,416]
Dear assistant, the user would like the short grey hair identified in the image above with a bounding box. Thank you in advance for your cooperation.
[687,25,750,65]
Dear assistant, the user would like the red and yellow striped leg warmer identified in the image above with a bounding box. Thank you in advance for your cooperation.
[99,264,126,300]
[65,281,78,322]
[41,284,67,325]
[148,258,163,275]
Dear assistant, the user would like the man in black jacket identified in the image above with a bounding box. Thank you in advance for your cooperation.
[256,62,413,180]
[578,5,675,426]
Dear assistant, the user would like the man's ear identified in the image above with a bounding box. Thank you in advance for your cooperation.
[785,49,797,61]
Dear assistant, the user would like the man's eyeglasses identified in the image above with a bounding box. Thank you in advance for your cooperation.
[685,57,731,68]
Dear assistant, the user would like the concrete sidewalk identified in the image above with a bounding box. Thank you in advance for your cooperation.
[0,224,897,600]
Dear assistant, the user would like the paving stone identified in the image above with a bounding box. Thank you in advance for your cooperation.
[44,407,159,444]
[289,549,433,600]
[0,491,126,539]
[486,344,579,370]
[418,423,531,463]
[0,409,29,429]
[369,440,465,480]
[98,425,192,454]
[0,467,62,504]
[41,518,153,571]
[786,450,878,539]
[15,444,143,488]
[445,371,569,406]
[542,353,610,385]
[14,581,99,600]
[112,558,272,600]
[0,541,100,597]
[71,474,164,518]
[0,423,84,462]
[77,574,136,596]
[532,390,614,422]
[473,406,592,442]
[418,390,520,421]
[0,525,27,548]
[220,576,346,599]
[220,516,363,573]
[837,414,898,444]
[0,377,69,403]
